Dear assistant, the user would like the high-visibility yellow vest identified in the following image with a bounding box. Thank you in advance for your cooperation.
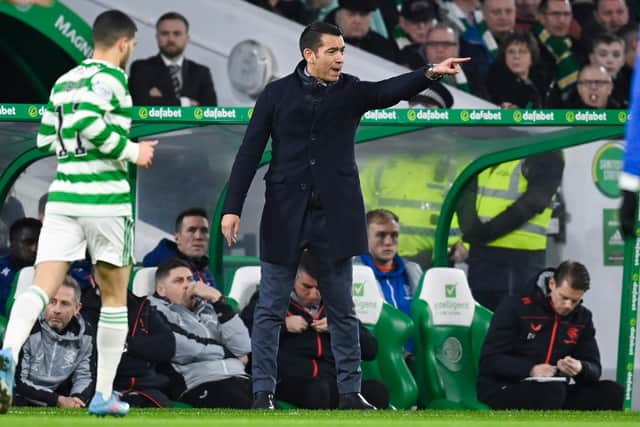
[360,156,462,257]
[476,159,552,250]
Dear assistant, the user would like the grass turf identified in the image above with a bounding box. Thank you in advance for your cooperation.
[2,409,640,427]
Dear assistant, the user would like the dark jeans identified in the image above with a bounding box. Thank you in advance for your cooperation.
[179,377,252,409]
[252,208,361,394]
[468,246,546,311]
[484,380,624,410]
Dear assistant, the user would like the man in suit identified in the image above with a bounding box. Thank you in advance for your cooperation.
[129,12,217,107]
[221,21,467,410]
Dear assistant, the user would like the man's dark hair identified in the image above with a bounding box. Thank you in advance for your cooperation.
[9,217,41,243]
[61,275,82,304]
[175,207,208,232]
[297,250,320,279]
[589,32,625,54]
[499,31,540,64]
[93,9,137,48]
[299,22,343,57]
[156,257,192,284]
[538,0,571,14]
[366,209,399,226]
[594,0,628,12]
[554,260,590,291]
[156,11,190,32]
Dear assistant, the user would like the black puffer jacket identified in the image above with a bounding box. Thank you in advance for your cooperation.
[477,269,601,402]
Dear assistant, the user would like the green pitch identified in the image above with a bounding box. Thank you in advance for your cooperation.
[2,409,640,427]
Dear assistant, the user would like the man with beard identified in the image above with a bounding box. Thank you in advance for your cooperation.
[0,9,157,416]
[129,12,217,107]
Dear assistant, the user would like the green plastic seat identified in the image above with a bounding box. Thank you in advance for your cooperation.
[411,267,492,409]
[352,265,418,409]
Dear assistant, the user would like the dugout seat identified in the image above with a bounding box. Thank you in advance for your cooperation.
[131,267,158,297]
[352,265,418,409]
[411,267,492,409]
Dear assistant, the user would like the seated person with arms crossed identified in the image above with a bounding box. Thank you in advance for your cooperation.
[14,276,95,408]
[477,260,624,410]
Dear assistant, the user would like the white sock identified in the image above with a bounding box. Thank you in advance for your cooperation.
[2,285,49,362]
[95,306,128,398]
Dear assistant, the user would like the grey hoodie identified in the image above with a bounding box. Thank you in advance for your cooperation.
[15,313,95,406]
[148,295,250,396]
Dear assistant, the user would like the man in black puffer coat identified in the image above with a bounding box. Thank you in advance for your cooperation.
[478,260,623,410]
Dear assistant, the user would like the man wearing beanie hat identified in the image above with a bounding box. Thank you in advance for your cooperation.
[325,0,400,62]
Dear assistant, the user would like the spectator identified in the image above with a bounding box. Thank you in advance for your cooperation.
[532,0,580,105]
[515,0,541,31]
[325,0,400,62]
[619,22,638,90]
[129,12,217,107]
[588,32,629,107]
[0,218,41,316]
[594,0,630,33]
[148,258,252,408]
[421,23,489,99]
[457,149,564,311]
[483,0,517,45]
[114,291,175,408]
[241,251,389,409]
[356,210,422,321]
[143,207,217,289]
[487,31,545,108]
[565,64,618,108]
[14,276,95,407]
[478,261,624,410]
[441,0,496,74]
[393,0,438,67]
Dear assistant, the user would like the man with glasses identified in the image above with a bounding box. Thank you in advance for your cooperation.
[532,0,580,105]
[422,23,489,99]
[570,64,617,108]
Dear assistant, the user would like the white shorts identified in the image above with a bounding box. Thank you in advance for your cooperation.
[36,214,134,267]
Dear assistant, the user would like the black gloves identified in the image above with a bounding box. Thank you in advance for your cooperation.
[620,190,639,238]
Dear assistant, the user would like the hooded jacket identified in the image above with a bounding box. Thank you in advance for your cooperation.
[15,313,95,406]
[477,268,601,402]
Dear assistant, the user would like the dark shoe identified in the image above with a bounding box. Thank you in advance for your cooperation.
[252,391,276,410]
[338,392,377,410]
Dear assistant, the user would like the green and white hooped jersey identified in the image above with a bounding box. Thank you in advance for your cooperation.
[37,59,140,217]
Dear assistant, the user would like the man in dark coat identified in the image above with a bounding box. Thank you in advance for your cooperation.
[477,260,624,410]
[129,12,217,107]
[221,21,468,410]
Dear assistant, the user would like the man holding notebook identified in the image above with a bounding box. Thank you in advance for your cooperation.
[477,260,623,410]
